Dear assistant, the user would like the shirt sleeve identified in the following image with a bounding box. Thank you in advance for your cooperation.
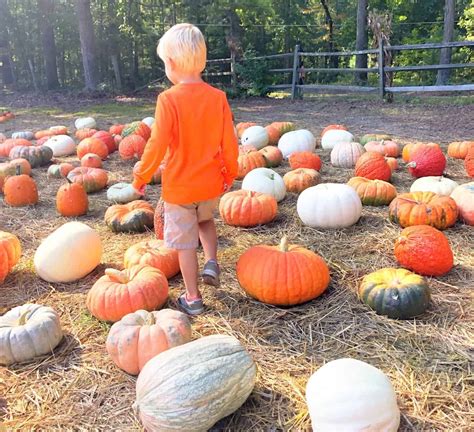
[221,95,239,186]
[132,93,174,190]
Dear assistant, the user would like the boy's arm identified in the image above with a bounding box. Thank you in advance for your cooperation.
[132,94,174,191]
[221,97,239,187]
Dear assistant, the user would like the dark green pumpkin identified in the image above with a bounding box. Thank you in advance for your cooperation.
[9,145,53,168]
[358,268,430,319]
[104,200,154,233]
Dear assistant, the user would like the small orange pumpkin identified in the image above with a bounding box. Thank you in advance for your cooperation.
[0,159,31,192]
[289,151,322,171]
[67,167,108,193]
[354,152,391,181]
[283,168,321,193]
[56,180,89,217]
[265,125,281,145]
[347,177,397,206]
[47,162,75,179]
[237,150,266,179]
[81,153,103,168]
[92,130,116,154]
[77,137,109,160]
[259,146,283,167]
[364,140,400,157]
[0,231,21,283]
[109,124,124,135]
[385,157,399,172]
[3,165,38,207]
[119,135,147,160]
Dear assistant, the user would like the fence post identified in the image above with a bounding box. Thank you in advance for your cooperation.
[291,44,300,101]
[378,39,385,100]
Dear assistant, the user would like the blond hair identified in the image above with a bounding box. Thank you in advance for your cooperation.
[157,23,207,74]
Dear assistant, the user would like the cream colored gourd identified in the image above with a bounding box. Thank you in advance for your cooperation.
[278,129,316,158]
[142,117,155,128]
[306,358,400,432]
[240,125,269,150]
[107,182,142,203]
[321,129,354,150]
[75,117,96,129]
[297,183,362,228]
[44,135,76,156]
[134,334,256,432]
[410,176,459,196]
[34,222,102,283]
[12,131,34,140]
[0,304,63,365]
[242,167,286,202]
[330,141,365,168]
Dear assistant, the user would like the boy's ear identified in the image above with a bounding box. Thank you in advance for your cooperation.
[167,57,176,70]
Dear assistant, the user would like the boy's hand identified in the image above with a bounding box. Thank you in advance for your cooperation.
[124,184,145,200]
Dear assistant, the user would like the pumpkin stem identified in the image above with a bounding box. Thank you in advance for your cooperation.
[279,235,289,252]
[15,164,21,176]
[406,161,417,168]
[17,310,30,326]
[105,268,129,284]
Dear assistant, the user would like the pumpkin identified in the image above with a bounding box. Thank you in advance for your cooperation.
[3,165,38,207]
[306,358,400,432]
[242,167,286,202]
[239,144,257,154]
[80,153,102,168]
[259,145,283,167]
[321,129,354,150]
[106,182,141,204]
[359,133,391,146]
[35,136,50,146]
[450,182,474,225]
[67,167,108,193]
[465,146,474,177]
[109,124,124,135]
[56,180,89,217]
[237,149,266,179]
[12,131,34,140]
[264,125,281,146]
[47,163,75,179]
[402,142,440,162]
[269,121,295,135]
[0,138,32,157]
[77,137,109,160]
[142,116,155,128]
[49,125,68,135]
[154,198,164,239]
[447,141,474,159]
[44,135,76,156]
[278,129,316,158]
[0,304,63,366]
[236,121,257,138]
[364,140,400,157]
[92,130,116,153]
[354,151,391,181]
[0,159,31,192]
[407,145,446,178]
[347,177,397,206]
[86,265,169,322]
[122,121,151,140]
[321,124,347,137]
[219,190,277,227]
[410,176,458,196]
[119,135,147,160]
[134,334,256,432]
[330,141,365,168]
[75,128,97,140]
[240,125,269,150]
[389,191,458,230]
[124,239,179,279]
[0,231,21,283]
[9,145,53,168]
[385,157,399,171]
[34,222,102,282]
[106,308,191,375]
[75,117,97,129]
[237,236,330,306]
[284,168,321,194]
[133,161,162,184]
[104,200,154,233]
[359,267,430,319]
[297,183,362,228]
[394,225,453,276]
[0,132,5,142]
[289,151,322,170]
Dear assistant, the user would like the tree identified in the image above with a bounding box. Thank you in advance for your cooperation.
[75,0,99,90]
[437,0,456,85]
[38,0,59,89]
[0,0,15,88]
[355,0,368,84]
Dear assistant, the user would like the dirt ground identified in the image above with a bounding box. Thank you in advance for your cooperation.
[1,92,473,431]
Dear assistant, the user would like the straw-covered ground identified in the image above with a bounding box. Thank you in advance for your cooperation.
[1,93,473,431]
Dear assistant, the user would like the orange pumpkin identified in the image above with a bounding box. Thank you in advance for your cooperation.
[119,135,147,160]
[92,130,116,154]
[269,121,295,135]
[0,159,31,192]
[3,165,38,207]
[385,157,399,172]
[154,198,164,239]
[407,145,446,178]
[364,140,400,157]
[0,231,21,283]
[75,128,98,140]
[389,191,458,230]
[47,162,75,179]
[236,236,330,306]
[347,177,397,206]
[0,139,32,157]
[288,151,322,171]
[67,167,108,193]
[236,122,257,138]
[259,146,283,167]
[122,122,151,140]
[265,125,281,146]
[56,180,89,217]
[77,137,109,160]
[402,142,439,162]
[109,124,124,135]
[86,265,169,322]
[394,225,453,276]
[81,153,103,168]
[239,144,257,154]
[105,308,191,375]
[465,147,474,177]
[283,168,321,193]
[219,190,277,227]
[354,151,391,181]
[447,141,474,159]
[321,124,347,137]
[237,150,266,179]
[124,239,179,279]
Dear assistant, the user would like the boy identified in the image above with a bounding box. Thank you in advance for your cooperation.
[131,23,239,315]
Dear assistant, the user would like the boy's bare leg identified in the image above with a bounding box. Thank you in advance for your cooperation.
[178,248,201,300]
[198,219,217,262]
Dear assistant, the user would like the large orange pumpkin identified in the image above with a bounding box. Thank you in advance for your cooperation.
[236,236,330,306]
[289,151,322,171]
[77,137,109,160]
[119,135,147,160]
[3,166,38,207]
[56,180,89,217]
[283,168,321,193]
[67,167,108,193]
[264,125,281,146]
[124,239,179,279]
[354,151,391,181]
[389,191,458,230]
[0,139,32,157]
[465,147,474,177]
[0,231,21,283]
[80,153,102,168]
[86,265,169,322]
[447,141,474,159]
[394,225,453,276]
[237,150,266,179]
[347,177,397,206]
[92,130,116,154]
[402,142,440,162]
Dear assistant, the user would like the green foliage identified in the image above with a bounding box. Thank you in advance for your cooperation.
[235,51,271,96]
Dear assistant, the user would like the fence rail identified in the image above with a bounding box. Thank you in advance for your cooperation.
[204,39,474,100]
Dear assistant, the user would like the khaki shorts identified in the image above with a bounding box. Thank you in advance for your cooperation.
[164,198,219,249]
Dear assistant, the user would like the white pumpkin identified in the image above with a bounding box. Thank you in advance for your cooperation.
[330,141,365,168]
[142,117,155,128]
[75,117,96,130]
[240,125,269,150]
[0,304,63,365]
[410,176,459,196]
[134,334,256,432]
[34,222,102,283]
[242,167,286,202]
[321,129,354,150]
[12,131,34,140]
[44,135,76,157]
[278,129,316,158]
[107,182,142,203]
[306,358,400,432]
[297,183,362,228]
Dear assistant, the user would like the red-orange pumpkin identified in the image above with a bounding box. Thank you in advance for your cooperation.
[265,125,281,146]
[465,147,474,177]
[237,150,266,179]
[402,142,440,162]
[354,151,391,181]
[56,180,89,217]
[92,130,116,154]
[288,151,322,171]
[408,145,446,178]
[0,231,21,283]
[109,124,124,135]
[81,153,102,168]
[3,166,38,207]
[119,135,147,160]
[259,146,283,167]
[77,137,109,160]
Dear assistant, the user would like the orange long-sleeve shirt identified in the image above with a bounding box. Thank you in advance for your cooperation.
[132,82,239,205]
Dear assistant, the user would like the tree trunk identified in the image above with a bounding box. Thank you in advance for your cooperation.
[355,0,368,84]
[0,0,15,87]
[75,0,99,90]
[38,0,59,89]
[320,0,338,69]
[436,0,455,85]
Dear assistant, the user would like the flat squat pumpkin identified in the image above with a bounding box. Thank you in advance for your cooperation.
[105,200,154,233]
[347,177,397,206]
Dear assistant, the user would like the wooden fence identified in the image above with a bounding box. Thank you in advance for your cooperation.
[204,40,474,100]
